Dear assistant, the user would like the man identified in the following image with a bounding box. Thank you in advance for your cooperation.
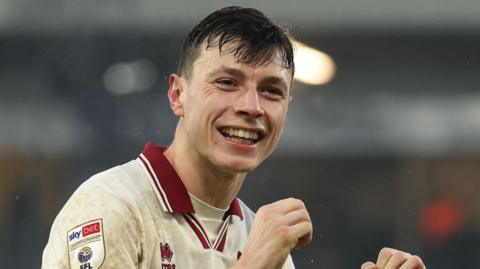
[42,6,426,269]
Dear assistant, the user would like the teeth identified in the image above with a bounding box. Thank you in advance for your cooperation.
[220,127,260,140]
[228,137,254,145]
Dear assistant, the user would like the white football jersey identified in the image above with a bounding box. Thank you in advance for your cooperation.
[42,142,295,269]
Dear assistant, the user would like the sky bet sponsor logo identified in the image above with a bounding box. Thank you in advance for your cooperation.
[69,229,82,241]
[69,222,101,241]
[83,222,101,237]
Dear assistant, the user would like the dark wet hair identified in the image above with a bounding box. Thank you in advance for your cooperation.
[178,6,295,79]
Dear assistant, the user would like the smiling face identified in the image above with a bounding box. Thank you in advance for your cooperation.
[169,44,292,174]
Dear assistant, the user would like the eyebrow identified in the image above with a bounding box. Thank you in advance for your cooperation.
[208,65,289,90]
[207,66,246,80]
[260,76,289,91]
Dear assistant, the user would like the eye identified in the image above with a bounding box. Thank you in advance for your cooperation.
[259,87,285,100]
[216,79,237,87]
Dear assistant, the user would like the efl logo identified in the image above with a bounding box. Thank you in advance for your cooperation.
[80,263,93,269]
[82,222,101,237]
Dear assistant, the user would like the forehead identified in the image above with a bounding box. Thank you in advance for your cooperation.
[191,45,292,84]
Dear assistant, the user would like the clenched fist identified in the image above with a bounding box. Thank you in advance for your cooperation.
[233,198,313,269]
[361,247,426,269]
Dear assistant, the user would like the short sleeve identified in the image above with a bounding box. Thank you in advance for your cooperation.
[42,176,143,269]
[283,254,295,269]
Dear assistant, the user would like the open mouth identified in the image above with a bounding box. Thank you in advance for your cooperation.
[218,127,264,145]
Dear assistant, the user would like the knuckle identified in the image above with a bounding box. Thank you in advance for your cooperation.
[307,221,313,233]
[361,261,375,269]
[411,255,424,265]
[295,197,303,204]
[258,206,280,226]
[287,197,305,208]
[260,206,274,218]
[389,250,412,265]
[394,251,411,259]
[257,205,271,216]
[257,205,266,215]
[300,220,312,232]
[278,226,292,243]
[380,247,394,255]
[279,226,290,236]
[285,197,296,203]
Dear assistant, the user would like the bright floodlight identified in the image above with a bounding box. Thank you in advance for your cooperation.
[293,40,336,85]
[103,59,159,96]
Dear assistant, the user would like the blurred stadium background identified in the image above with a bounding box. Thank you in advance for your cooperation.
[1,0,480,268]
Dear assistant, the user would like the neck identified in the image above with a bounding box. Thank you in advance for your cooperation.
[164,134,246,209]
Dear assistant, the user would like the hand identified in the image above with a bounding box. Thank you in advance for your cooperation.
[233,198,313,269]
[361,247,426,269]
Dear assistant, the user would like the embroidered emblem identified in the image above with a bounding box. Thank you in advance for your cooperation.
[67,219,105,269]
[78,246,93,263]
[160,242,176,268]
[160,243,174,262]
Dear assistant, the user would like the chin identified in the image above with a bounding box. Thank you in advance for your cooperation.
[217,158,259,174]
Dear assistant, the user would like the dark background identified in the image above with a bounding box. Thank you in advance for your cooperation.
[1,1,480,268]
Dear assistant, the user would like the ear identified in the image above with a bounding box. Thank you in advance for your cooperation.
[168,74,185,117]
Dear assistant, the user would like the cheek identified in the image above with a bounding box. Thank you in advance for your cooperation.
[183,89,208,118]
[263,105,288,150]
[185,90,226,130]
[266,102,288,128]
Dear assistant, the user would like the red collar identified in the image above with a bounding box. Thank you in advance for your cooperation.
[138,142,243,220]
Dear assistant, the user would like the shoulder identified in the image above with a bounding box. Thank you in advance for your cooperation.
[80,159,148,197]
[50,159,157,238]
[65,159,153,210]
[42,160,151,268]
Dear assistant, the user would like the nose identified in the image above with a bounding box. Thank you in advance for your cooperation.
[234,87,264,118]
